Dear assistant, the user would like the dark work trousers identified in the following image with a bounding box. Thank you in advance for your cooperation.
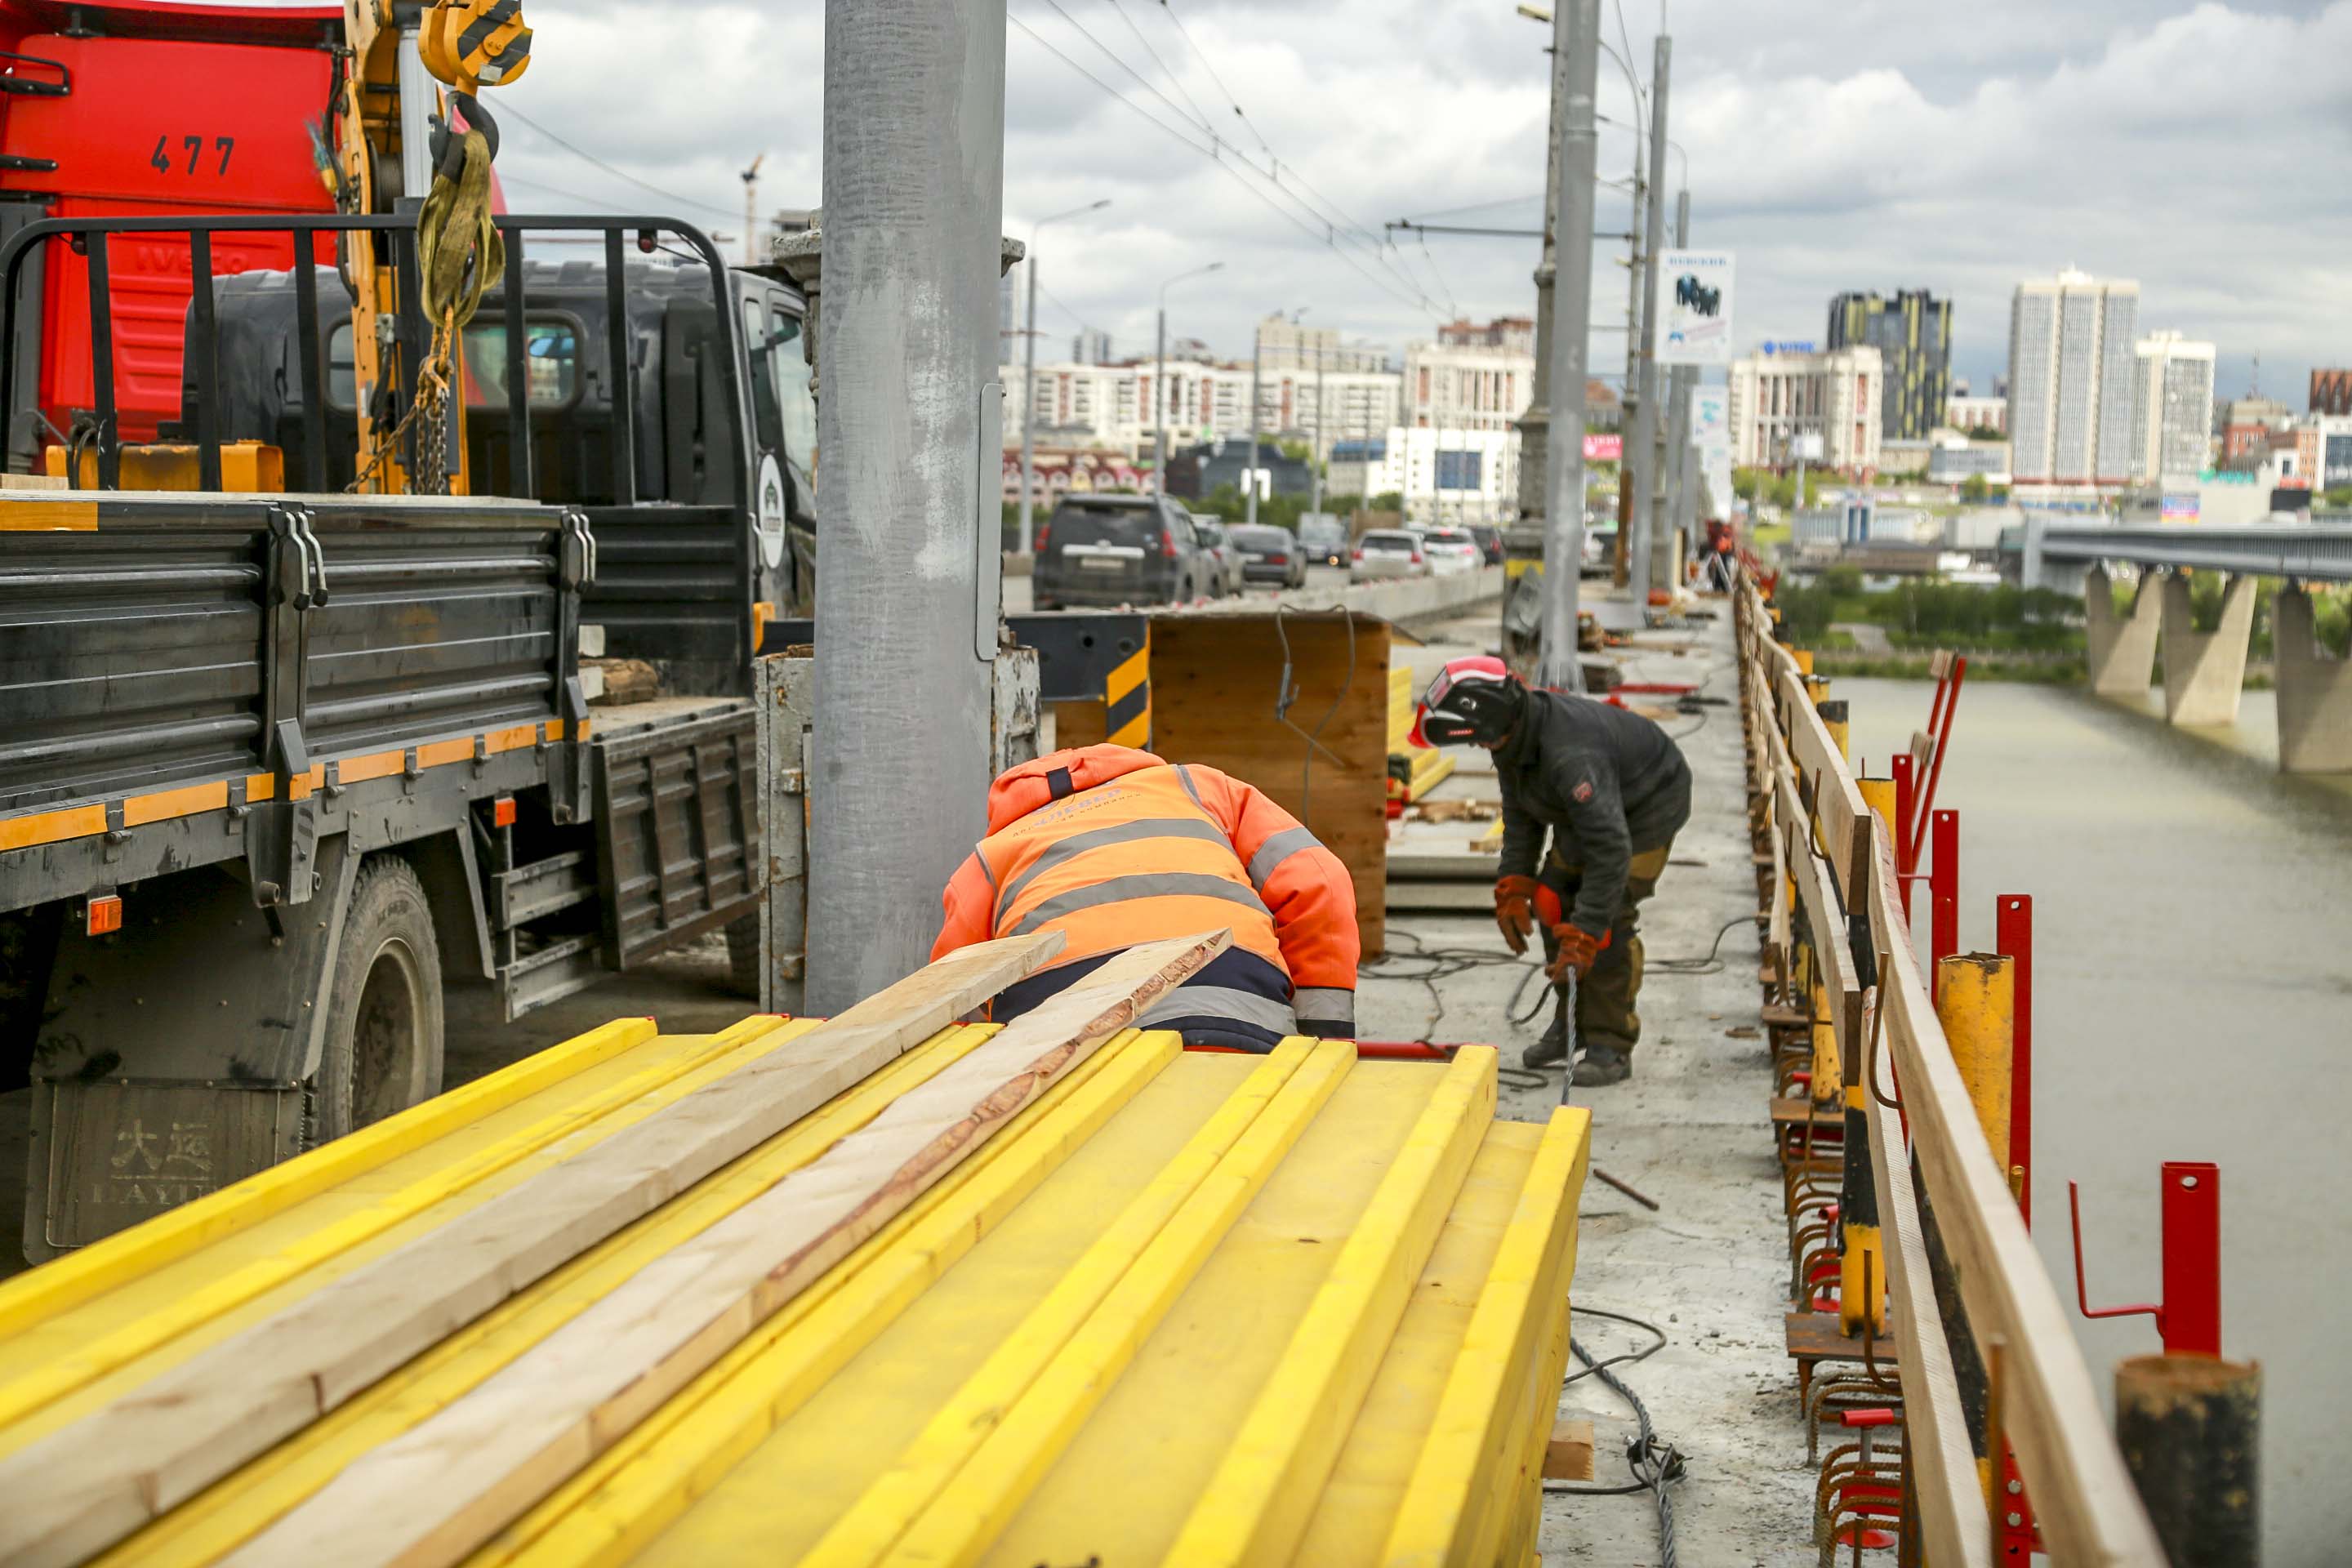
[1538,839,1674,1056]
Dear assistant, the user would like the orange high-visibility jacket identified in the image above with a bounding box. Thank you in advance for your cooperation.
[932,744,1359,1049]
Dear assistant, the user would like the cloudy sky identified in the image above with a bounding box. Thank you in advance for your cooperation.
[492,1,2352,401]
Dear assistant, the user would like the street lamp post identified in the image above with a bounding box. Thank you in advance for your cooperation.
[1154,261,1224,494]
[1017,198,1110,556]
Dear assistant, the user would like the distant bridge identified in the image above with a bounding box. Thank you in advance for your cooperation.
[2007,518,2352,589]
[1997,517,2352,774]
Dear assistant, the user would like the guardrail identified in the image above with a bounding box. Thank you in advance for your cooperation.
[1733,568,2171,1566]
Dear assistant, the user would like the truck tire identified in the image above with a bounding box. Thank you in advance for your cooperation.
[312,857,444,1145]
[724,912,761,999]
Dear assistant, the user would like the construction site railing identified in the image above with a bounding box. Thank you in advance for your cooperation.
[1732,567,2168,1566]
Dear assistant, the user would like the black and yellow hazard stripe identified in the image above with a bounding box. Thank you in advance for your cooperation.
[1104,631,1151,749]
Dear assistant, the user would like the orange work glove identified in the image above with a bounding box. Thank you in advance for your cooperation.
[1545,923,1606,982]
[1493,875,1540,955]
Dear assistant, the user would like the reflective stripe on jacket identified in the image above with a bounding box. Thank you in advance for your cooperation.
[932,744,1360,1048]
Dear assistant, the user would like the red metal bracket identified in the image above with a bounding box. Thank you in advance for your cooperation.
[1903,653,1967,870]
[1928,810,1958,982]
[1998,895,2033,1227]
[1890,753,1918,915]
[2068,1161,2223,1356]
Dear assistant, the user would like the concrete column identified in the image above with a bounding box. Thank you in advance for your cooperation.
[808,0,1006,1012]
[2158,571,2256,727]
[2274,583,2352,773]
[2083,564,2160,699]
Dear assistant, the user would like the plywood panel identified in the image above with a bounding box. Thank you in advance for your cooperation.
[1149,614,1391,957]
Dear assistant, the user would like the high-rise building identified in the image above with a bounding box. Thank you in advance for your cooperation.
[2128,332,2216,482]
[1826,289,1952,440]
[1402,318,1535,436]
[2007,270,2140,489]
[1252,314,1388,373]
[1726,345,1884,471]
[1071,328,1113,365]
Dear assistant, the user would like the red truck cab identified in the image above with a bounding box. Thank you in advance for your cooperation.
[0,0,340,461]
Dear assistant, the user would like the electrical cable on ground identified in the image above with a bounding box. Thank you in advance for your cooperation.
[1548,1326,1687,1567]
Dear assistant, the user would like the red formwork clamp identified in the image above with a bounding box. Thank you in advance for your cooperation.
[2068,1161,2225,1357]
[1906,654,1968,869]
[1998,895,2034,1227]
[1890,752,1919,915]
[1928,809,1959,986]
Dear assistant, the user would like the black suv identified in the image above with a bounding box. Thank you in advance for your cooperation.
[1034,495,1210,610]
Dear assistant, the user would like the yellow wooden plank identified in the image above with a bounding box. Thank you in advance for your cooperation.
[478,1029,1180,1568]
[1288,1123,1544,1565]
[795,1041,1312,1568]
[885,1040,1358,1568]
[1380,1106,1589,1566]
[90,1023,1009,1568]
[0,1019,658,1346]
[1168,1048,1495,1567]
[977,1049,1430,1568]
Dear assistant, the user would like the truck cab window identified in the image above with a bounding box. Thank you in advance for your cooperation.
[742,298,786,457]
[768,305,816,479]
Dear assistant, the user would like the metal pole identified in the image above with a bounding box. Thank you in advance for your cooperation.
[1538,0,1599,691]
[1246,320,1261,526]
[1518,11,1570,526]
[1020,250,1040,551]
[808,0,1005,1012]
[1661,185,1694,588]
[1155,305,1167,492]
[1628,33,1670,600]
[1312,342,1325,514]
[1615,88,1644,586]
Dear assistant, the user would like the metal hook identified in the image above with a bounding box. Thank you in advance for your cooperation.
[2066,1180,2162,1331]
[1864,957,1901,1112]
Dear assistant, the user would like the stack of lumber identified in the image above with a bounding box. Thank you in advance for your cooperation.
[0,933,1590,1566]
[1387,662,1454,805]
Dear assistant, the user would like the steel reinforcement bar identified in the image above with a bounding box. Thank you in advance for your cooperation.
[1732,569,2167,1566]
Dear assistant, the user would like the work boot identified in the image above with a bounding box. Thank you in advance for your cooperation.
[1572,1042,1633,1087]
[1520,1009,1569,1069]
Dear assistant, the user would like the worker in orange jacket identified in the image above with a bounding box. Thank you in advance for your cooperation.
[932,744,1360,1050]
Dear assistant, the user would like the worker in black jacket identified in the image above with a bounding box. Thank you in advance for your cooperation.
[1412,657,1691,1085]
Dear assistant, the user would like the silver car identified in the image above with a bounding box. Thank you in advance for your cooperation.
[1350,528,1429,581]
[1190,515,1244,596]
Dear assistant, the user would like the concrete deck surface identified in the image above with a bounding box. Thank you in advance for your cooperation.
[1364,596,1817,1566]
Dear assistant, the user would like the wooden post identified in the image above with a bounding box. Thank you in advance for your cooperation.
[2116,1355,2261,1567]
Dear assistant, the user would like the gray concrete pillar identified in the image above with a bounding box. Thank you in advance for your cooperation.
[2274,583,2352,773]
[2084,564,2160,699]
[2158,571,2256,727]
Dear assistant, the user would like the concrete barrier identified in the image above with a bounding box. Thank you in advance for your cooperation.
[1188,566,1506,622]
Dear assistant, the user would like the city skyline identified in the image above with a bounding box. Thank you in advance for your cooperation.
[483,2,2348,406]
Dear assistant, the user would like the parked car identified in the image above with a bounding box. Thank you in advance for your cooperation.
[1034,494,1211,609]
[1581,526,1619,577]
[1420,528,1484,577]
[1464,523,1504,565]
[1191,514,1243,596]
[1298,514,1351,568]
[1229,523,1308,589]
[1351,528,1429,581]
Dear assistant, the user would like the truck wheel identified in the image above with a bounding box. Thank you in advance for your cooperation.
[312,857,444,1145]
[724,912,761,999]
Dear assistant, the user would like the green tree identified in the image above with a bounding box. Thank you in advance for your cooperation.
[1959,473,1990,503]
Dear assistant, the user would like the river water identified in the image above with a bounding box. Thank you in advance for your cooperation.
[1841,677,2352,1564]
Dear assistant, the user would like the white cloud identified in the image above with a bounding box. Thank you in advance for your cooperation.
[487,2,2352,398]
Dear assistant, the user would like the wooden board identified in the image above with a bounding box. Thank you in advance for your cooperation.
[1778,667,1870,899]
[0,933,1068,1568]
[1150,614,1391,956]
[1791,840,1861,1065]
[223,931,1232,1568]
[1864,817,2167,1565]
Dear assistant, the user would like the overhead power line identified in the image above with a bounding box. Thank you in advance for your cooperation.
[1008,12,1444,314]
[499,103,742,222]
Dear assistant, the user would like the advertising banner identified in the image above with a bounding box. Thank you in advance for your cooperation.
[1692,386,1732,518]
[1583,433,1623,462]
[1655,250,1735,365]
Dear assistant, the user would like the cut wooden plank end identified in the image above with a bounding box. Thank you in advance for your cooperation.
[1542,1419,1596,1481]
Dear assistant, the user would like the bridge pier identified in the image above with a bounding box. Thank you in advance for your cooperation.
[2158,571,2257,727]
[2276,583,2352,773]
[2083,564,2161,698]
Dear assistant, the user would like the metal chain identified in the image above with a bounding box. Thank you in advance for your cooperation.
[344,310,457,496]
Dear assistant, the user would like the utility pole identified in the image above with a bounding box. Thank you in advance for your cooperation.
[1538,0,1600,691]
[1018,198,1110,555]
[1246,318,1262,526]
[740,154,764,267]
[1515,3,1571,527]
[1154,261,1223,494]
[1312,341,1326,514]
[1613,103,1644,586]
[1624,33,1669,601]
[808,0,1005,1011]
[1660,185,1693,589]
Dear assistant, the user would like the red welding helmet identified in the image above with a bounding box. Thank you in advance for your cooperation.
[1411,656,1525,747]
